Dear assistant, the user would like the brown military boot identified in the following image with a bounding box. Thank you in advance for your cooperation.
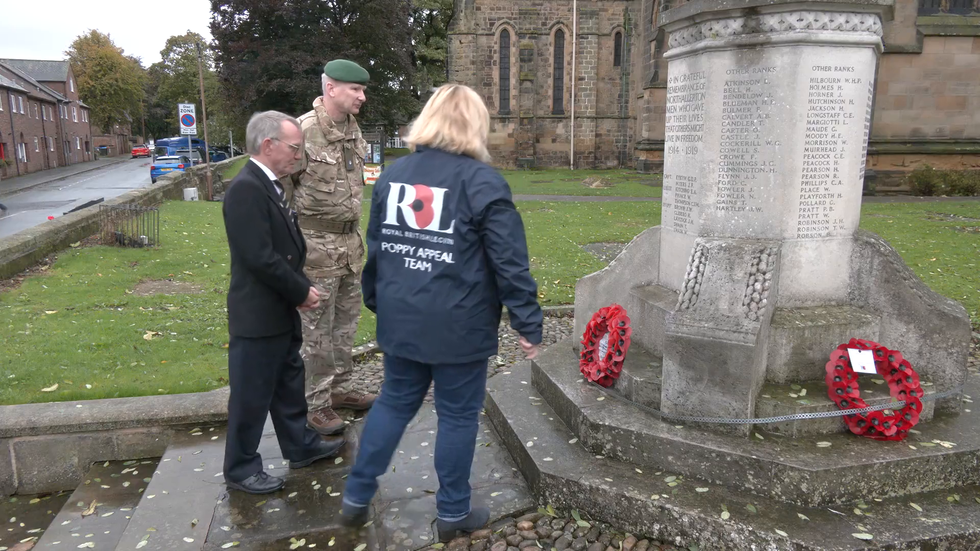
[307,407,346,436]
[330,390,377,411]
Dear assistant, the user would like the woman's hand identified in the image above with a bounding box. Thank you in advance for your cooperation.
[519,336,539,360]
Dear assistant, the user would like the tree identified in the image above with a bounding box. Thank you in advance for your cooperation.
[210,0,417,132]
[66,30,146,134]
[410,0,455,96]
[144,32,224,142]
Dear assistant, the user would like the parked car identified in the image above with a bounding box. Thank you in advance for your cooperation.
[150,155,191,184]
[209,149,228,162]
[175,149,204,166]
[131,144,151,158]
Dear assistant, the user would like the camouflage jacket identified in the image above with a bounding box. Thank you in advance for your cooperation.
[291,97,368,278]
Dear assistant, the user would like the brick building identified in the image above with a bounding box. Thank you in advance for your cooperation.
[448,0,980,181]
[0,59,93,181]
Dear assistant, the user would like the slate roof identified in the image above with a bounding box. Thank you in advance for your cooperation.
[0,74,28,93]
[0,59,70,83]
[0,61,67,102]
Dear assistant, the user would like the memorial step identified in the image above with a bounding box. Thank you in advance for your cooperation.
[486,358,980,550]
[627,283,678,355]
[530,337,980,507]
[766,305,881,384]
[755,378,937,437]
[612,345,664,411]
[32,458,159,549]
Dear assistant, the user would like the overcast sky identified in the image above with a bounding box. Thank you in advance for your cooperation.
[0,0,213,67]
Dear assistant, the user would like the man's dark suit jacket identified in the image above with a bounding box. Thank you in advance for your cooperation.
[223,160,311,338]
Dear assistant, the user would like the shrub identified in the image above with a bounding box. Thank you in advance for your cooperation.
[907,165,980,197]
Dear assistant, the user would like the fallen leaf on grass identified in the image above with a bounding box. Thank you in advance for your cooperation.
[143,331,161,341]
[41,384,59,392]
[910,503,923,512]
[852,533,874,540]
[775,529,788,537]
[798,513,810,521]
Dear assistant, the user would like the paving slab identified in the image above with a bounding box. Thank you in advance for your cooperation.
[0,491,71,549]
[33,458,158,549]
[373,406,536,549]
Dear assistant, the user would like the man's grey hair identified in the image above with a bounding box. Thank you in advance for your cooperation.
[245,111,301,155]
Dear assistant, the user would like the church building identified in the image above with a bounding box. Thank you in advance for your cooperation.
[447,0,979,190]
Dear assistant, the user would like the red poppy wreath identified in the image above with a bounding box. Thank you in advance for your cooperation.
[580,305,632,387]
[824,338,923,441]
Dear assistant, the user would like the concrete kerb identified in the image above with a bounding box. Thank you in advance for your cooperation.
[0,157,239,279]
[0,157,131,199]
[0,388,229,495]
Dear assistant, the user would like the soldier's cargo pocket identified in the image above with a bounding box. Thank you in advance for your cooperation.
[307,240,345,268]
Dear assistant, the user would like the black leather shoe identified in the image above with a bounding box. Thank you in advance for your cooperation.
[289,438,346,469]
[226,471,284,494]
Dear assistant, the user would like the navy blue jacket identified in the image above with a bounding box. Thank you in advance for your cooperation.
[363,147,543,364]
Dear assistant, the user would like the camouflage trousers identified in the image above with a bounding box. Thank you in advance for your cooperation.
[300,271,362,412]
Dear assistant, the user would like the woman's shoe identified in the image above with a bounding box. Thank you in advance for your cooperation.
[436,507,490,543]
[340,501,370,527]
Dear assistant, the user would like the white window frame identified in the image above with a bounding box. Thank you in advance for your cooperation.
[7,93,13,112]
[33,103,38,119]
[48,136,54,151]
[16,142,26,162]
[69,78,74,92]
[76,137,81,150]
[18,96,24,114]
[34,137,39,152]
[72,106,77,122]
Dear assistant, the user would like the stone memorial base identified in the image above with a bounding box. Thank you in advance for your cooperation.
[486,353,980,549]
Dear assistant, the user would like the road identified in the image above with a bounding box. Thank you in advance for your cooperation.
[0,158,153,239]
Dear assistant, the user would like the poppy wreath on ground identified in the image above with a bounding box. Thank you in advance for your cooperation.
[824,338,923,441]
[580,304,632,387]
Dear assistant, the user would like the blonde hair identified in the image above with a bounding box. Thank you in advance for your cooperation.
[405,84,491,163]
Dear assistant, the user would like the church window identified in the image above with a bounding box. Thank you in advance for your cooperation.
[553,29,565,115]
[499,29,511,114]
[614,32,623,67]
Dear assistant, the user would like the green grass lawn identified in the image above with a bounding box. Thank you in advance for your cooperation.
[502,168,663,197]
[1,197,978,405]
[218,155,250,181]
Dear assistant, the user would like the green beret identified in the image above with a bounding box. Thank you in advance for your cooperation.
[323,59,370,84]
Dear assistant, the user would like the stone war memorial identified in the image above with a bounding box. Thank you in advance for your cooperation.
[487,0,979,548]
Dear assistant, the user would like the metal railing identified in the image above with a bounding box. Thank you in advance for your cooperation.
[99,204,160,248]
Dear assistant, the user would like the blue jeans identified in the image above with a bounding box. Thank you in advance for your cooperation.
[343,354,488,522]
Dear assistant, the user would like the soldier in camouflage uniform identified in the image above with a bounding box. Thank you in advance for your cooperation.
[290,60,377,436]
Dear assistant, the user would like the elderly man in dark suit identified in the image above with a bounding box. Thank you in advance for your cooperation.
[222,110,344,494]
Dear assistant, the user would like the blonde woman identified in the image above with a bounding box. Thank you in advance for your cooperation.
[341,84,543,540]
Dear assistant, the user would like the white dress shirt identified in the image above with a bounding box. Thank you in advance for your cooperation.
[250,158,283,197]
